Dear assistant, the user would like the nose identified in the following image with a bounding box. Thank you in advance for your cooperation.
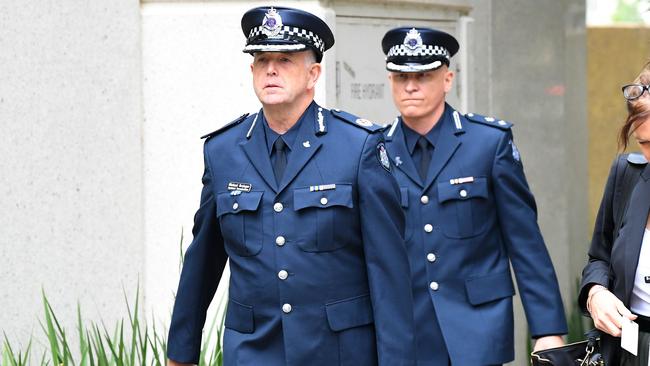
[405,77,418,92]
[266,60,278,76]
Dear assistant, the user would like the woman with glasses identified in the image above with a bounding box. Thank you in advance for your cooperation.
[580,61,650,365]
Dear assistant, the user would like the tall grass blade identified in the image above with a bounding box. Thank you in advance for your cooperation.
[2,333,18,366]
[123,284,141,365]
[91,324,109,366]
[86,331,95,366]
[77,302,89,366]
[41,290,61,365]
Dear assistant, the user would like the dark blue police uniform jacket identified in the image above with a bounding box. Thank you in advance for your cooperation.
[167,102,416,366]
[383,104,567,365]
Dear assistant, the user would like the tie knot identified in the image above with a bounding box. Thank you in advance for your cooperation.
[417,136,430,150]
[274,137,286,152]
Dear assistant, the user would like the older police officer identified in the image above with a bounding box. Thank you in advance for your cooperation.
[166,7,416,366]
[381,27,568,365]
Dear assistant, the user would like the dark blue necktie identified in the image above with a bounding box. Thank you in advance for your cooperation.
[272,138,287,184]
[416,136,432,181]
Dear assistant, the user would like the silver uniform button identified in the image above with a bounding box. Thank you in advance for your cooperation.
[459,189,468,198]
[427,253,436,262]
[275,236,286,246]
[282,303,292,313]
[274,203,284,213]
[420,195,429,204]
[232,202,239,210]
[320,197,328,205]
[278,270,288,280]
[429,281,439,291]
[424,224,433,233]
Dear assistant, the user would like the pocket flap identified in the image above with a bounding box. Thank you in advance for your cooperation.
[224,299,254,333]
[399,187,409,208]
[216,191,263,217]
[437,177,488,204]
[465,271,515,305]
[325,294,374,331]
[294,184,353,211]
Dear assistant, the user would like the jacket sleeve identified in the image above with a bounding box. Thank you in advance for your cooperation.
[578,156,620,313]
[167,143,228,364]
[357,132,416,366]
[491,130,568,337]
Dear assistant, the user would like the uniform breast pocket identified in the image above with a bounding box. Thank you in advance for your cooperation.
[437,177,490,238]
[216,191,264,257]
[293,184,356,252]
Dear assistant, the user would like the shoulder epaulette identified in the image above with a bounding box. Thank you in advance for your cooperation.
[200,113,250,140]
[331,109,384,133]
[464,112,512,130]
[627,152,648,165]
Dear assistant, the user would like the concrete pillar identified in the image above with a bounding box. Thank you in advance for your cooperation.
[0,0,143,347]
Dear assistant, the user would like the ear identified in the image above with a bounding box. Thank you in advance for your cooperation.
[250,63,254,73]
[443,69,455,93]
[307,63,322,90]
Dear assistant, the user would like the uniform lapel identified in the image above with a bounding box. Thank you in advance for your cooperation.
[422,112,461,192]
[277,104,322,193]
[385,119,423,187]
[239,112,279,192]
[624,164,650,301]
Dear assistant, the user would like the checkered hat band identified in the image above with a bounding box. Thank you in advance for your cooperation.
[248,25,325,52]
[387,44,450,58]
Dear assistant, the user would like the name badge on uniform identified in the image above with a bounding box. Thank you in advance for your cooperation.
[309,184,336,192]
[449,176,474,185]
[228,182,252,193]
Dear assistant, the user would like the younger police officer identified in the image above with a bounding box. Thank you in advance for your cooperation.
[166,7,416,366]
[381,27,568,365]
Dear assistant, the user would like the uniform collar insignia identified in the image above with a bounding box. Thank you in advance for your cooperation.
[262,7,283,38]
[356,118,373,127]
[394,156,403,166]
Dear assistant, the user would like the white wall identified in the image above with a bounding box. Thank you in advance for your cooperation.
[0,0,143,346]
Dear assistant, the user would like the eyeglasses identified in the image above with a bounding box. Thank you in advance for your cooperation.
[622,84,650,101]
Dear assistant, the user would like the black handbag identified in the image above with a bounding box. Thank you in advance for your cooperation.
[530,330,603,366]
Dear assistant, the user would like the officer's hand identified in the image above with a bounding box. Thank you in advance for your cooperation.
[588,285,637,337]
[167,360,193,366]
[532,335,564,352]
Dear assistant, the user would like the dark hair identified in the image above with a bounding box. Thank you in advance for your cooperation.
[619,61,650,150]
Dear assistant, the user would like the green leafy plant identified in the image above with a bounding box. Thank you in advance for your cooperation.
[1,231,227,366]
[1,285,226,366]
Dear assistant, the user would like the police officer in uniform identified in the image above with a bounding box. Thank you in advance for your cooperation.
[166,7,416,366]
[380,27,568,365]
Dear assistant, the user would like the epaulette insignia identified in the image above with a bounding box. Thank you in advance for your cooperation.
[627,152,648,165]
[465,112,512,130]
[331,109,383,132]
[200,113,250,139]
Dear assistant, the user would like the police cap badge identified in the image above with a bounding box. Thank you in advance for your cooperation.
[381,27,459,73]
[241,6,335,63]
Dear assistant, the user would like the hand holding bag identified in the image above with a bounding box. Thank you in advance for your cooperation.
[530,330,603,366]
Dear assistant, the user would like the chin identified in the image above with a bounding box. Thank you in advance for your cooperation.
[399,107,424,119]
[259,95,288,105]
